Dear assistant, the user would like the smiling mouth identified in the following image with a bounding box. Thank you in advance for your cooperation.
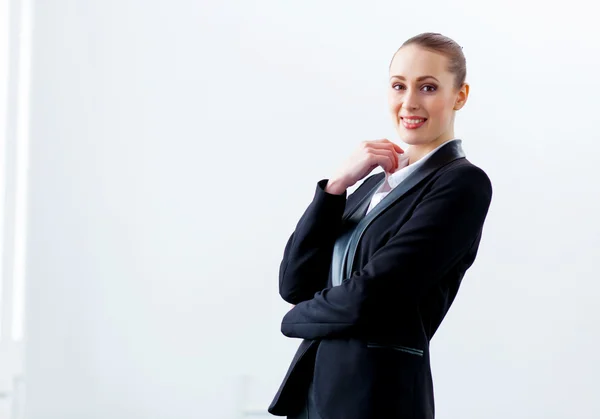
[401,117,427,129]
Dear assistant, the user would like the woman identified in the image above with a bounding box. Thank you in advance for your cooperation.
[268,33,493,419]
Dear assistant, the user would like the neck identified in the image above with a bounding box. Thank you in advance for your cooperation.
[407,134,455,165]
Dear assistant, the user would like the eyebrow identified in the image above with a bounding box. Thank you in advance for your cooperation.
[389,75,440,82]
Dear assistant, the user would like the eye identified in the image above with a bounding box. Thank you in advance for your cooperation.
[391,84,437,92]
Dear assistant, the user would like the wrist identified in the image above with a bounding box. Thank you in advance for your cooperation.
[325,177,348,195]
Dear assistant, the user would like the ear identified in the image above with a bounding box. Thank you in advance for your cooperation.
[453,83,470,111]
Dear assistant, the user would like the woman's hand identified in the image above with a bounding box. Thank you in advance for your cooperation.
[325,139,404,195]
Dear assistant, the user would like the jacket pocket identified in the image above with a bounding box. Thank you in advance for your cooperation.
[366,342,424,357]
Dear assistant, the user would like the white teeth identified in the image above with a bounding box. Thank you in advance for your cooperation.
[403,118,425,124]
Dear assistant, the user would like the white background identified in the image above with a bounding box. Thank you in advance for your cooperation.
[11,0,600,418]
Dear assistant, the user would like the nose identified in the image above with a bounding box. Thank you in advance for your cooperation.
[403,89,420,110]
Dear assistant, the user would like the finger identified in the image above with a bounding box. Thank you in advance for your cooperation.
[382,154,396,173]
[369,147,398,170]
[368,150,396,173]
[381,139,405,154]
[368,139,394,149]
[367,140,404,154]
[392,143,404,154]
[367,142,401,162]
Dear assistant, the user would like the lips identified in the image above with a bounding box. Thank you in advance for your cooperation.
[401,117,427,129]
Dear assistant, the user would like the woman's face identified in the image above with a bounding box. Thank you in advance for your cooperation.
[388,44,468,148]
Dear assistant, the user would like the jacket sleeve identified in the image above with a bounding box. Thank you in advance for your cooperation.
[280,165,493,340]
[278,174,380,305]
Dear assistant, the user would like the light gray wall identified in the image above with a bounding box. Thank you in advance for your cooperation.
[23,0,600,418]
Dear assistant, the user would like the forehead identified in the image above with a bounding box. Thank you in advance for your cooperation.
[389,45,450,80]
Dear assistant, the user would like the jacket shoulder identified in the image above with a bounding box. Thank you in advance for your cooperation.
[423,159,493,210]
[434,158,492,190]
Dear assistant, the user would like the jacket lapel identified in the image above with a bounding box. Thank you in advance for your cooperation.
[341,174,386,223]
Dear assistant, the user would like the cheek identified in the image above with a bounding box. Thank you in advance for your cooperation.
[388,98,401,115]
[428,99,452,123]
[387,92,397,108]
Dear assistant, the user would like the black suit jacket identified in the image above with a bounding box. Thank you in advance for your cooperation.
[268,141,493,419]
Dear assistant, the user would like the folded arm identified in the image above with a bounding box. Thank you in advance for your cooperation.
[281,165,493,340]
[278,175,380,304]
[278,179,347,304]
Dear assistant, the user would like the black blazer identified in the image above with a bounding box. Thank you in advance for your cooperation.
[268,140,493,419]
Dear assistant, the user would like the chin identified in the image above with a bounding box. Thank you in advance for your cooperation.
[400,137,424,145]
[396,131,430,145]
